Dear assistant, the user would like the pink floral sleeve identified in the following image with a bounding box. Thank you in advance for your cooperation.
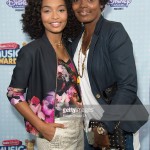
[7,87,25,105]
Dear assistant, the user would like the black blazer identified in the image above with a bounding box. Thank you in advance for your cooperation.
[10,34,58,102]
[70,16,149,133]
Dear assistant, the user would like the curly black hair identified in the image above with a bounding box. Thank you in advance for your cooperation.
[21,0,82,41]
[70,0,109,10]
[100,0,109,10]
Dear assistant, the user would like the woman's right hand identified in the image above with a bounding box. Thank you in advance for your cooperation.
[39,122,65,141]
[12,102,65,141]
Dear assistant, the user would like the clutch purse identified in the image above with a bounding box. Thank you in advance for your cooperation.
[108,122,126,149]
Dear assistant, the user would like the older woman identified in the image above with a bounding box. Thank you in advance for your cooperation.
[70,0,149,149]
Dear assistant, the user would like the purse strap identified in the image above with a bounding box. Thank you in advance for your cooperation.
[114,121,120,129]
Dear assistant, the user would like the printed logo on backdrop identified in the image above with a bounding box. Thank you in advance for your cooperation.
[0,139,26,150]
[107,0,132,10]
[0,139,35,150]
[0,43,20,65]
[0,146,26,150]
[6,0,27,11]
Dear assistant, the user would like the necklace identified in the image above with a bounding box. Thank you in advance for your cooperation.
[78,32,91,78]
[55,41,63,47]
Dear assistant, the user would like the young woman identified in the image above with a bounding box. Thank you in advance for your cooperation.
[70,0,149,149]
[7,0,83,149]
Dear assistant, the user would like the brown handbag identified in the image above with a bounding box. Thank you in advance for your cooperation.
[93,127,110,148]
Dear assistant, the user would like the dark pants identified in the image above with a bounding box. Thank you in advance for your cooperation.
[84,131,134,150]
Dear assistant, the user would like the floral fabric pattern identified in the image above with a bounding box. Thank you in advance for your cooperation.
[55,59,80,118]
[7,87,25,105]
[7,59,81,136]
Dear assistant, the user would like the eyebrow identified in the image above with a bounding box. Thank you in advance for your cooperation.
[41,4,66,8]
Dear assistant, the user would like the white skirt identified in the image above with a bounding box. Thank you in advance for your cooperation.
[36,115,84,150]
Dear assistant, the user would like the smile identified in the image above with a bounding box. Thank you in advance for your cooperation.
[50,22,61,27]
[78,11,90,16]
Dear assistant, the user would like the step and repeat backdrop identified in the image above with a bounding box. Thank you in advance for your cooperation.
[0,0,149,150]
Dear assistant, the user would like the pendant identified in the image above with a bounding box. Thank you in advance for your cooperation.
[77,76,80,84]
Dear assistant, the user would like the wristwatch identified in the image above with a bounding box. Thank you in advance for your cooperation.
[97,123,107,135]
[89,119,108,135]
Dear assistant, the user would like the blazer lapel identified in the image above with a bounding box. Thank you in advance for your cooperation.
[87,15,104,73]
[72,34,82,58]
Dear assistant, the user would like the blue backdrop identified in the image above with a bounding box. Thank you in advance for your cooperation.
[0,0,149,149]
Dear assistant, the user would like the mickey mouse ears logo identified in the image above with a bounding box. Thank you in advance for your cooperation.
[107,0,132,7]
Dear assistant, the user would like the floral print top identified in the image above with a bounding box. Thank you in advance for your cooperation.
[7,59,81,136]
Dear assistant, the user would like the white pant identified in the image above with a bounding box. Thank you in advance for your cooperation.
[36,116,84,150]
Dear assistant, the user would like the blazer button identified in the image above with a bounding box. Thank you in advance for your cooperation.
[96,94,100,99]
